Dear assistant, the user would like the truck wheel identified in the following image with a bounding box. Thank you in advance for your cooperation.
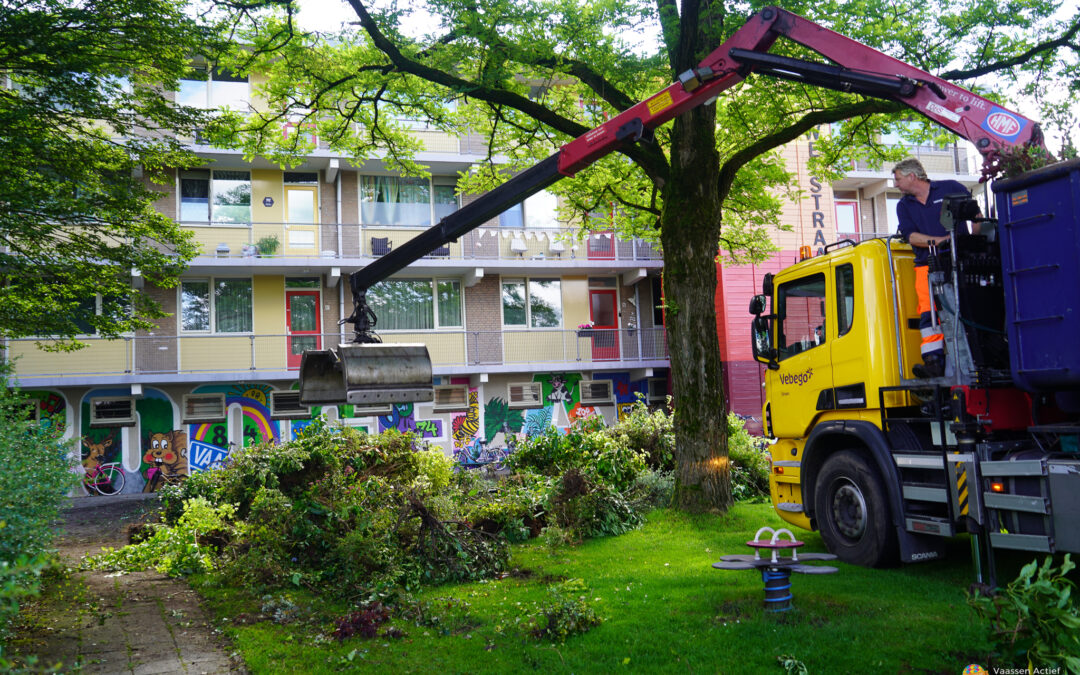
[814,450,898,567]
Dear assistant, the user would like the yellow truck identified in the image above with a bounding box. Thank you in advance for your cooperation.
[751,162,1080,577]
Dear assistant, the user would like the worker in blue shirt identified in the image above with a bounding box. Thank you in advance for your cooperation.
[893,158,980,378]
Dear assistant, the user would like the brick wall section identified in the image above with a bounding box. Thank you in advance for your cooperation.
[145,168,176,221]
[464,275,503,364]
[135,282,178,373]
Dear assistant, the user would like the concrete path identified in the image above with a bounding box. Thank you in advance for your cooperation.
[13,494,243,674]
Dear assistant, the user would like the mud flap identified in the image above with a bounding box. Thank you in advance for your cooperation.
[299,343,434,406]
[896,527,947,563]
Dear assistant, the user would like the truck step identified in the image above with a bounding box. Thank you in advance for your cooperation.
[902,483,948,503]
[905,516,955,537]
[893,454,945,470]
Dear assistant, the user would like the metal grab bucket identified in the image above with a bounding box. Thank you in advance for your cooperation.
[298,343,434,406]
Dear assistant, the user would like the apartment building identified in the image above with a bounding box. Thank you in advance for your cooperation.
[10,68,673,493]
[8,65,981,493]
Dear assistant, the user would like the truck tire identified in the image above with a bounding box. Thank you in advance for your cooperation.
[814,450,898,567]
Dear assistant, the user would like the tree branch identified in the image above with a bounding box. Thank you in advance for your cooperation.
[941,18,1080,80]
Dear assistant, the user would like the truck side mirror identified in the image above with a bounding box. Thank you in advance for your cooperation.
[751,315,778,369]
[749,294,767,315]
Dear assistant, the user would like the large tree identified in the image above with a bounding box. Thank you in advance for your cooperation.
[0,0,221,344]
[218,0,1078,511]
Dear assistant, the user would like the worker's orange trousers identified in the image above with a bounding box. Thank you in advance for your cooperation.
[914,265,944,357]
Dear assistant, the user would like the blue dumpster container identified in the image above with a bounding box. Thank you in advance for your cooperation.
[994,158,1080,392]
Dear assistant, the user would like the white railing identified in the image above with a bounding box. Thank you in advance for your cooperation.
[6,327,669,380]
[177,222,664,263]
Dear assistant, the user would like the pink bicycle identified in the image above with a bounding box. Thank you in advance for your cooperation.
[83,462,125,496]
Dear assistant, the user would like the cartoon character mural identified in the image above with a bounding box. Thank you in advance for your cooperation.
[142,430,189,492]
[80,387,181,494]
[187,384,280,473]
[26,391,70,436]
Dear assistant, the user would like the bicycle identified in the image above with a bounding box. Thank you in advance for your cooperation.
[83,462,126,496]
[144,458,186,492]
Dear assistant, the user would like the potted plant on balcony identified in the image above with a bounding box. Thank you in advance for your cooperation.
[256,235,280,258]
[576,322,595,338]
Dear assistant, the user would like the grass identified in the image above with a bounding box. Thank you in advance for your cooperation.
[194,503,1015,674]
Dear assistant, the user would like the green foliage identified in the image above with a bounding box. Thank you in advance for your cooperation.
[0,0,218,343]
[0,373,77,642]
[726,414,771,502]
[0,384,78,565]
[0,555,50,645]
[255,235,280,256]
[778,654,809,675]
[967,554,1080,672]
[529,579,602,642]
[87,497,235,577]
[605,397,675,470]
[981,144,1062,181]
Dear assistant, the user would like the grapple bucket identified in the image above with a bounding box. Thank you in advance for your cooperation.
[298,343,434,406]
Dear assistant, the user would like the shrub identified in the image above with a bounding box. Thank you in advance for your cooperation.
[968,554,1080,672]
[606,397,675,470]
[628,468,675,510]
[0,373,78,641]
[508,416,647,492]
[87,497,236,577]
[727,414,770,502]
[529,579,602,642]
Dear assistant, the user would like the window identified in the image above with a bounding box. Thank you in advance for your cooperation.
[777,273,827,360]
[651,276,665,326]
[835,201,859,234]
[180,278,252,333]
[180,170,252,223]
[502,278,561,328]
[72,294,131,336]
[886,196,900,232]
[177,66,248,110]
[433,385,470,412]
[359,176,432,226]
[836,264,855,337]
[367,278,462,330]
[90,397,136,427]
[647,378,668,404]
[498,190,558,228]
[433,176,459,222]
[181,394,227,423]
[508,382,543,409]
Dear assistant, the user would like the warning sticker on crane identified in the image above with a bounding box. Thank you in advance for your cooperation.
[647,91,674,117]
[926,101,961,124]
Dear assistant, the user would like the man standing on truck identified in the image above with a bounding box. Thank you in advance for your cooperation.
[892,158,979,378]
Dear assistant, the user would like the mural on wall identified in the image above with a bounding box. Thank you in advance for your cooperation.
[453,389,483,463]
[522,407,552,438]
[80,387,180,494]
[481,395,520,445]
[143,430,189,492]
[27,391,69,435]
[188,384,280,472]
[593,373,649,424]
[378,403,444,439]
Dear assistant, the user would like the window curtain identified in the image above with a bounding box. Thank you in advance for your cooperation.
[214,279,252,332]
[360,176,431,226]
[368,280,433,330]
[437,280,461,327]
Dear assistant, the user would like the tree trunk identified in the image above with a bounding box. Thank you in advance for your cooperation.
[661,104,732,513]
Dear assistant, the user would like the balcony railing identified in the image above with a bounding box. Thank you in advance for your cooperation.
[851,144,972,175]
[6,328,669,381]
[180,222,664,263]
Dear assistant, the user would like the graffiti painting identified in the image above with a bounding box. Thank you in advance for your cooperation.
[378,402,444,439]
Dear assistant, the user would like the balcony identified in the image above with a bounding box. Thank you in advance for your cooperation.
[180,222,663,264]
[7,328,669,386]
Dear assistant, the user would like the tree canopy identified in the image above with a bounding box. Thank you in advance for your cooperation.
[0,0,222,345]
[214,0,1079,510]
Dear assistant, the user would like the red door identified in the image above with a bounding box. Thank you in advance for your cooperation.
[589,289,619,361]
[286,290,321,369]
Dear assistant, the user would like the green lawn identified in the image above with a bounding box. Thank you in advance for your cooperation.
[197,503,1009,673]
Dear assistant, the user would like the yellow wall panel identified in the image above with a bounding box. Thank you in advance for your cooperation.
[11,340,129,378]
[252,169,282,223]
[178,335,251,372]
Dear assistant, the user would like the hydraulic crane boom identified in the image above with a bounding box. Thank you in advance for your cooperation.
[298,5,1043,406]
